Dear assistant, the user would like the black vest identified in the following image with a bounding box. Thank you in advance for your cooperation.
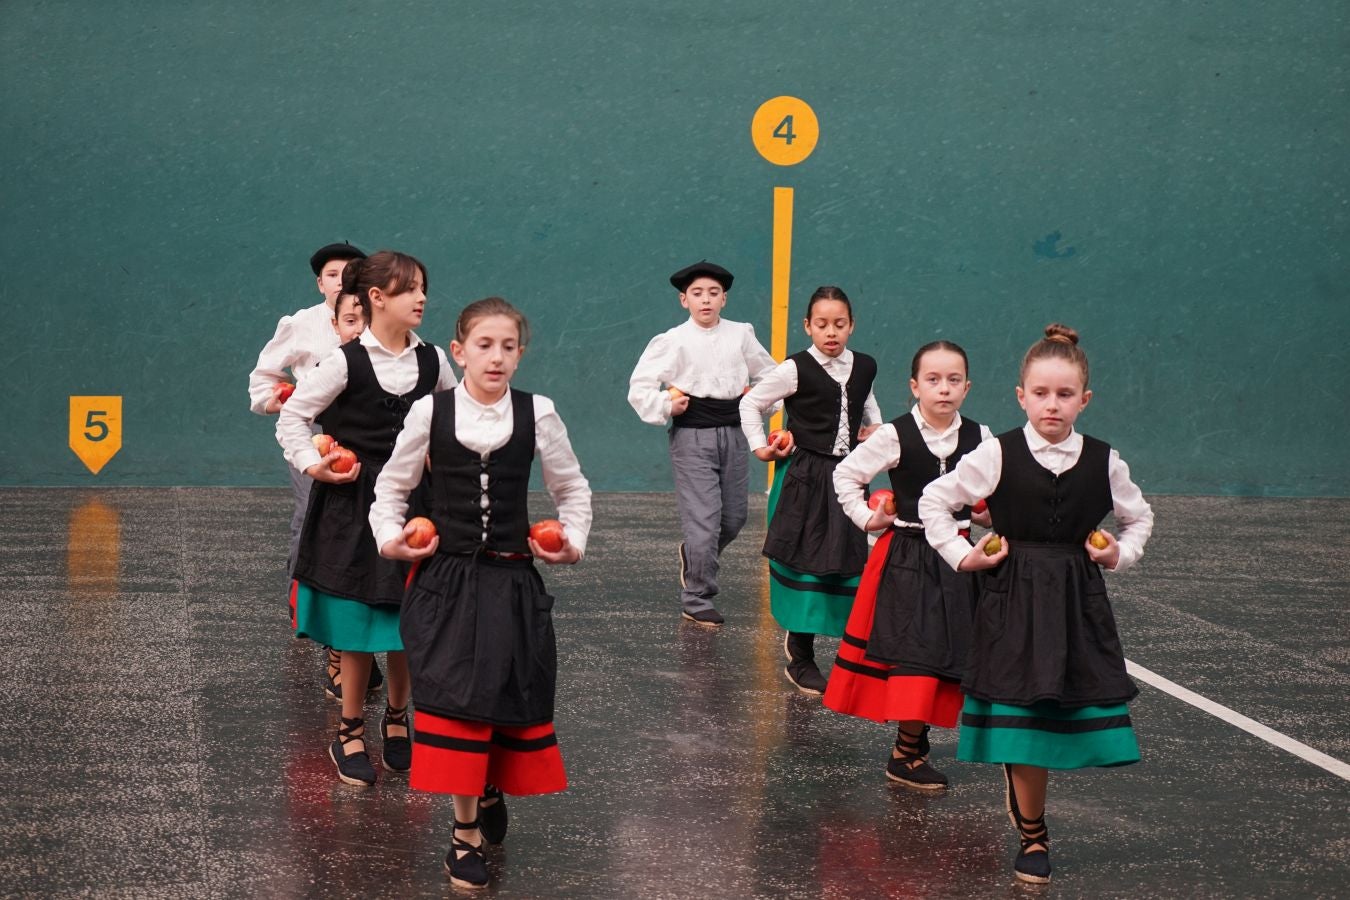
[326,341,440,465]
[427,388,536,555]
[314,336,362,434]
[784,350,877,455]
[986,429,1113,544]
[888,414,984,521]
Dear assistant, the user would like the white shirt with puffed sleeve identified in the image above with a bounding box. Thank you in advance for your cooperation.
[919,423,1154,573]
[276,329,457,472]
[247,301,341,414]
[740,345,882,453]
[370,387,593,557]
[835,407,994,530]
[628,318,778,426]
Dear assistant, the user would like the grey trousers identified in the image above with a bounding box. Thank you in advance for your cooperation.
[287,461,313,582]
[669,425,749,614]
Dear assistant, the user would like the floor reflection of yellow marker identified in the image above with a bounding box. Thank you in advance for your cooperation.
[69,396,122,474]
[751,553,783,760]
[68,499,120,593]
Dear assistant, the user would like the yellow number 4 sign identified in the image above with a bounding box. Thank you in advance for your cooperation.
[751,96,819,167]
[69,396,122,474]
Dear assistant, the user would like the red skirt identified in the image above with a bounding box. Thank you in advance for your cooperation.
[822,530,964,728]
[410,709,567,797]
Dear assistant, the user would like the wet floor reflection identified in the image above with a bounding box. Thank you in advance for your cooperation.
[66,497,120,594]
[1,489,1347,896]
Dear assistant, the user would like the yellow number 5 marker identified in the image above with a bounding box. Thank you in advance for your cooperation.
[69,396,122,474]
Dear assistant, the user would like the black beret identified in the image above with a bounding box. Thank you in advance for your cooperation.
[309,242,367,276]
[670,260,733,292]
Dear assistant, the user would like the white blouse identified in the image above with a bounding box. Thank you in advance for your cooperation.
[276,329,458,472]
[247,301,340,414]
[918,423,1154,573]
[740,345,882,453]
[627,318,778,426]
[370,387,593,556]
[834,407,993,530]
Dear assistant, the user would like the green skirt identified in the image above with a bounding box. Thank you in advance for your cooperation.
[294,582,404,653]
[957,697,1140,769]
[766,462,859,637]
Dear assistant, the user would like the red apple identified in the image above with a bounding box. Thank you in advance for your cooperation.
[972,499,988,514]
[530,519,565,553]
[274,382,295,404]
[330,447,357,474]
[312,434,336,456]
[406,516,437,550]
[867,489,897,517]
[767,429,794,452]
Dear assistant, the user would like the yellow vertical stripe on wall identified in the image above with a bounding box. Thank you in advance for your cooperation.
[767,186,794,490]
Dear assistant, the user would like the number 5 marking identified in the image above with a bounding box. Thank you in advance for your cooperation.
[69,395,123,474]
[84,410,109,442]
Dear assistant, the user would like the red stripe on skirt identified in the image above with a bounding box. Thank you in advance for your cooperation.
[822,529,964,728]
[288,579,298,631]
[410,710,567,797]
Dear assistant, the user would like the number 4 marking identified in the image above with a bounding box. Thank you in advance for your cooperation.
[772,115,796,145]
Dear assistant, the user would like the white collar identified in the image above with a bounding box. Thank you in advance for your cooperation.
[458,384,512,415]
[806,345,852,367]
[360,328,425,355]
[1023,421,1081,453]
[911,405,962,438]
[681,317,722,335]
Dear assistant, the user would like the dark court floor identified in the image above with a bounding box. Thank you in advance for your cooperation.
[1,489,1347,898]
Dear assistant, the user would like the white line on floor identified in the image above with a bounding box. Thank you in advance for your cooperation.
[1126,659,1350,782]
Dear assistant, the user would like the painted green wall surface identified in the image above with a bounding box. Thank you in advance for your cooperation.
[2,2,1347,494]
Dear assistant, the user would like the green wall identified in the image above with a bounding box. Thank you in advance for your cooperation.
[3,2,1347,494]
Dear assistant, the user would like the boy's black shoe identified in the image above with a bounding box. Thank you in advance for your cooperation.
[480,784,509,844]
[682,607,724,626]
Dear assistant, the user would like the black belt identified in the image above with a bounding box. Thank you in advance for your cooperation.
[672,395,740,429]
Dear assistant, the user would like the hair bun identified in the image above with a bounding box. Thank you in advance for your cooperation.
[340,258,364,293]
[1044,322,1079,345]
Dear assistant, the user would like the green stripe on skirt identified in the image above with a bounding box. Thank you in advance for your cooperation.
[957,697,1140,769]
[766,460,858,637]
[294,582,404,653]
